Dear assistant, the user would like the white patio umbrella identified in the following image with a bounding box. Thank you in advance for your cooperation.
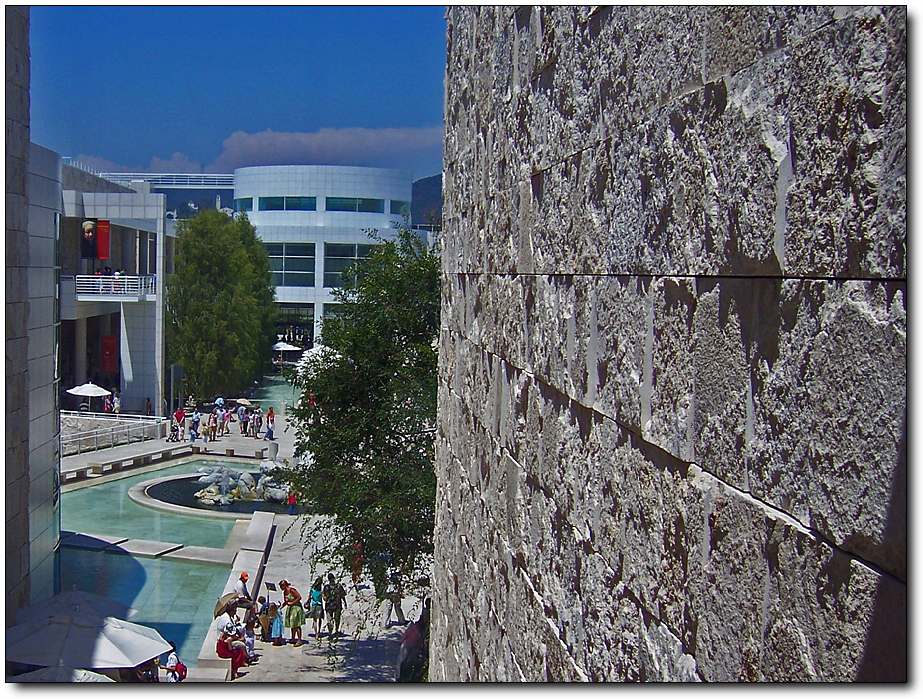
[6,613,171,670]
[65,382,111,398]
[15,590,138,625]
[9,667,115,682]
[272,341,301,352]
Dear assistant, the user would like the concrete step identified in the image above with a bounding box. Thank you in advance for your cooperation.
[184,666,228,683]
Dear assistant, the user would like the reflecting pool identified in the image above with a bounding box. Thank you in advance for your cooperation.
[60,547,228,669]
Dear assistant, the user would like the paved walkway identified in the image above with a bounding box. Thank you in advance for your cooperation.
[61,392,418,683]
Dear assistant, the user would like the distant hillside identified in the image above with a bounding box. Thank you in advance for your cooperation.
[412,174,442,227]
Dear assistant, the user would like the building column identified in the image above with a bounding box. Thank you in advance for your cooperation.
[75,316,87,383]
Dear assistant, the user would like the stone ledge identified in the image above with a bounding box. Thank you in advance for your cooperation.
[60,533,128,551]
[104,539,184,558]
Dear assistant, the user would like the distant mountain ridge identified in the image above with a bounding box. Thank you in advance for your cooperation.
[412,174,442,227]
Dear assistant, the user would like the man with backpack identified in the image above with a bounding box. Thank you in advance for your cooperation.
[323,573,347,638]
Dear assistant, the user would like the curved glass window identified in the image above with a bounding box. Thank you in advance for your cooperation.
[325,197,384,213]
[390,200,410,216]
[259,196,285,211]
[233,197,252,213]
[285,196,316,211]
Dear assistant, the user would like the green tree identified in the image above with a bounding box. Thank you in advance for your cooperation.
[280,227,440,601]
[166,210,277,399]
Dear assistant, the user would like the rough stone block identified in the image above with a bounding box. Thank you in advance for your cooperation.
[785,6,907,279]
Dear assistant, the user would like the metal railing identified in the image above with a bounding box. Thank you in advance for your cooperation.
[73,274,157,300]
[60,411,168,456]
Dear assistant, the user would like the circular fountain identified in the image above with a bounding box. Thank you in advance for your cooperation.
[129,461,291,519]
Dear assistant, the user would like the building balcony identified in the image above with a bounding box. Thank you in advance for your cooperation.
[66,274,157,302]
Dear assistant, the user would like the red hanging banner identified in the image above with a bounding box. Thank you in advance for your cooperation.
[96,220,110,260]
[102,334,118,374]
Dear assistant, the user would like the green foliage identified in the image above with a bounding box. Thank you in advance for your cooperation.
[280,227,440,600]
[166,210,277,399]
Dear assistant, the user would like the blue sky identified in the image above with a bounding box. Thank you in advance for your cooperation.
[29,6,447,180]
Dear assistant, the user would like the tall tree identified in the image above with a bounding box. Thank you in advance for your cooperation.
[166,210,277,399]
[281,227,440,601]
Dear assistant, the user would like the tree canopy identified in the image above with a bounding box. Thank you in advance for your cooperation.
[166,210,277,399]
[280,227,440,600]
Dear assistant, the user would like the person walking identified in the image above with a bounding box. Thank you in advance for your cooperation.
[287,492,297,516]
[323,573,347,639]
[263,406,275,440]
[238,403,248,434]
[279,580,305,647]
[309,577,325,642]
[381,564,407,628]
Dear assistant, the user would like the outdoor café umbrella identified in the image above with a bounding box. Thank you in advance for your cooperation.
[234,398,252,406]
[272,341,301,352]
[6,613,172,670]
[214,592,239,619]
[15,590,138,625]
[65,381,111,398]
[9,667,115,682]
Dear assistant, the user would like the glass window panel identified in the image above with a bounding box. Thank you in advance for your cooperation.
[269,257,284,271]
[324,258,357,273]
[264,243,284,256]
[283,272,313,287]
[357,244,375,258]
[271,272,283,286]
[325,243,356,258]
[285,196,316,211]
[357,198,385,213]
[234,197,252,213]
[259,196,285,211]
[284,256,313,272]
[278,305,312,323]
[325,197,357,212]
[390,200,410,216]
[324,272,345,288]
[285,243,315,256]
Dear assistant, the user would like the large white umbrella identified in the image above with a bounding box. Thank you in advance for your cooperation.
[6,613,171,670]
[66,382,111,398]
[15,591,138,625]
[9,667,115,682]
[272,341,301,352]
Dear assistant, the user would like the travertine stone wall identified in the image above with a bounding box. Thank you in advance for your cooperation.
[5,4,32,628]
[434,6,905,682]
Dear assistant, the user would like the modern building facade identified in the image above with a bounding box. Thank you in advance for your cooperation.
[59,165,170,416]
[233,165,413,344]
[6,5,63,625]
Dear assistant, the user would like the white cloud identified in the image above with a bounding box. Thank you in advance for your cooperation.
[76,126,444,179]
[206,126,444,178]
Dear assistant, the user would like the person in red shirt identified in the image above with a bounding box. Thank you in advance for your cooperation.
[174,406,186,440]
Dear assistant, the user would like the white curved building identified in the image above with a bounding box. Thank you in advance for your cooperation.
[233,165,413,344]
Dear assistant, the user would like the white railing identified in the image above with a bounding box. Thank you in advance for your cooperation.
[60,411,168,456]
[74,274,157,300]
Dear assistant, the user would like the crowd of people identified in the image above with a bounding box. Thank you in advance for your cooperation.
[215,572,350,680]
[167,400,276,444]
